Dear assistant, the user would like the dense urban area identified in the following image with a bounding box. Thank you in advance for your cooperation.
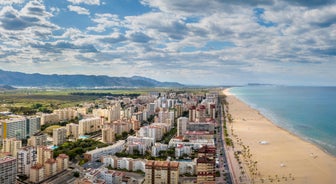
[0,88,235,184]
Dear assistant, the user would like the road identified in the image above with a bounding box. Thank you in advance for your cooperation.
[219,95,251,184]
[216,99,233,184]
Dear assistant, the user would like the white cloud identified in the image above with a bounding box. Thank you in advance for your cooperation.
[67,0,100,5]
[68,5,90,15]
[87,13,122,32]
[0,0,25,5]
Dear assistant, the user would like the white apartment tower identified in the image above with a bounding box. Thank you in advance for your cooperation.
[17,146,37,176]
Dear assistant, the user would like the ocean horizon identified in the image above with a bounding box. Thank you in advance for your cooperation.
[229,85,336,157]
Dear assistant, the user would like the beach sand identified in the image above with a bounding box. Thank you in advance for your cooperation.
[223,89,336,184]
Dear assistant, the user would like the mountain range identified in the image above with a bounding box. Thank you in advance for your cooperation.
[0,69,183,88]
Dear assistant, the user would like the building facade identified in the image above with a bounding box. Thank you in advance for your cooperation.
[53,127,67,146]
[0,156,17,184]
[145,160,179,184]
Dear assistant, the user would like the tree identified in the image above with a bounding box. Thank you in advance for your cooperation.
[73,171,80,177]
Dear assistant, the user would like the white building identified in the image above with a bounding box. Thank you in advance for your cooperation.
[175,144,192,158]
[101,155,146,173]
[84,140,125,161]
[178,159,196,175]
[17,146,36,176]
[151,143,168,157]
[168,138,215,150]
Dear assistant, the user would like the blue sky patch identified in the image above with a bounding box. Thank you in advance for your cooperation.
[253,8,277,27]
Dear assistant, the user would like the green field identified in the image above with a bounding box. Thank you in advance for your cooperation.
[0,87,215,113]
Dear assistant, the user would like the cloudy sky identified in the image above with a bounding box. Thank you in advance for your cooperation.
[0,0,335,86]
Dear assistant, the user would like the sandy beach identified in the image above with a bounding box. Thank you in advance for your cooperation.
[223,89,336,184]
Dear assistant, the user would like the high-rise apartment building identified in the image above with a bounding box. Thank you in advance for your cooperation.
[44,158,57,178]
[41,113,59,125]
[1,116,40,140]
[2,138,22,156]
[53,108,78,121]
[196,145,216,184]
[102,127,115,144]
[189,106,196,122]
[66,123,79,139]
[28,133,48,147]
[177,117,188,137]
[145,160,179,184]
[79,117,102,136]
[109,103,121,122]
[37,146,53,165]
[53,127,67,146]
[56,154,69,172]
[29,163,44,183]
[17,146,37,177]
[0,156,17,184]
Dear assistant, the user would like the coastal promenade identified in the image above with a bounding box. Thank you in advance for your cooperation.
[223,89,336,184]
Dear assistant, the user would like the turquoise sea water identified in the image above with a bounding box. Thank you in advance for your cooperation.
[230,86,336,157]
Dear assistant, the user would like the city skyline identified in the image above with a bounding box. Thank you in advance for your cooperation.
[0,0,335,86]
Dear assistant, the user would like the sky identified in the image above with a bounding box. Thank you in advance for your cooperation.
[0,0,335,86]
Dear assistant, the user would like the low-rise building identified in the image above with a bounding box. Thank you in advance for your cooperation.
[168,137,215,150]
[84,140,125,161]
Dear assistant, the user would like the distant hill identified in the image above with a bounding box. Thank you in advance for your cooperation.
[0,85,16,90]
[0,69,184,88]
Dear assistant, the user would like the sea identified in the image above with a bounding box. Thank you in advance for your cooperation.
[229,85,336,157]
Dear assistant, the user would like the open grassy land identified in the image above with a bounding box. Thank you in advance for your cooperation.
[0,88,142,112]
[0,87,217,113]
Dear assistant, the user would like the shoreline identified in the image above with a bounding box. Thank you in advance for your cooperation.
[223,88,336,184]
[224,88,336,158]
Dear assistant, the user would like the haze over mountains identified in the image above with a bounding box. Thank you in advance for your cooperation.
[0,69,183,88]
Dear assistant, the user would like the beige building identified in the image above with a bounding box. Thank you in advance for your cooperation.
[112,120,131,135]
[66,123,79,139]
[145,160,179,184]
[44,158,57,177]
[56,154,69,172]
[30,163,44,183]
[41,113,59,125]
[2,138,22,156]
[102,127,115,144]
[54,108,78,121]
[53,127,67,146]
[37,146,53,165]
[130,119,140,131]
[196,146,216,184]
[79,117,102,136]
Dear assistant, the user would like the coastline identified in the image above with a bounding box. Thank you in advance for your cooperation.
[223,88,336,184]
